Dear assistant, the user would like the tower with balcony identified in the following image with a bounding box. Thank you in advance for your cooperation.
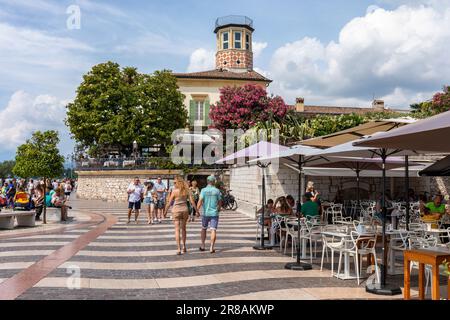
[215,15,254,72]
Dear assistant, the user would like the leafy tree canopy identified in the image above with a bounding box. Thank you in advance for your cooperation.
[13,131,64,179]
[0,160,15,179]
[66,61,187,157]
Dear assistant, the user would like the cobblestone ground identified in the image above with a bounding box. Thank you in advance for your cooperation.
[0,195,447,300]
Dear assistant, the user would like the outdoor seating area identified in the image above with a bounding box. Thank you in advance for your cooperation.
[247,110,450,299]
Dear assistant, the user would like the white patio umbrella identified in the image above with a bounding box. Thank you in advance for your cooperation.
[215,141,289,251]
[310,136,426,295]
[248,145,325,270]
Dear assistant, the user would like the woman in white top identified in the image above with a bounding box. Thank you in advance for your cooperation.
[143,181,157,224]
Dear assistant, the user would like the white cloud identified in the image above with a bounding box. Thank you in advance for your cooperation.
[187,48,215,72]
[252,42,268,59]
[0,91,72,156]
[115,32,193,56]
[0,22,94,95]
[269,5,450,108]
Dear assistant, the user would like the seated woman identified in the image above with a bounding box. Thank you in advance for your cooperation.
[51,187,69,221]
[274,196,294,216]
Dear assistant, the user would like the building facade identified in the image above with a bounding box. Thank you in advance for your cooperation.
[173,16,272,129]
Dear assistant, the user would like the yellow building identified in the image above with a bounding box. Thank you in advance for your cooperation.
[173,15,272,129]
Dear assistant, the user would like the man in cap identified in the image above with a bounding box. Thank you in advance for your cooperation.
[197,175,222,253]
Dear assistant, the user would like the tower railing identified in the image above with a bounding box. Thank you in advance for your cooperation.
[215,15,253,29]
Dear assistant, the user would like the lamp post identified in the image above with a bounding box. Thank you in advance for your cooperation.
[133,140,138,159]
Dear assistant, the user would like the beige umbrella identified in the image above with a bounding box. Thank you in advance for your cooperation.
[300,118,415,149]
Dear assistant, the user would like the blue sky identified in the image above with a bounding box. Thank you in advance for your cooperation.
[0,0,450,161]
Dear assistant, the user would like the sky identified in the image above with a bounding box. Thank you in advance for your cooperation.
[0,0,450,161]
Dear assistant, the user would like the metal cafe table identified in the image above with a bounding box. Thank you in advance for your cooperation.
[403,247,450,300]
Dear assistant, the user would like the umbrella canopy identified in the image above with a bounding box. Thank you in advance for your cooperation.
[302,165,427,177]
[313,137,419,158]
[247,145,324,165]
[419,155,450,176]
[300,118,415,149]
[311,156,414,171]
[215,141,289,164]
[353,110,450,153]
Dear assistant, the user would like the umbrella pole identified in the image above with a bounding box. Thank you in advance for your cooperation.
[356,166,361,219]
[285,156,312,271]
[366,149,401,295]
[405,156,410,231]
[253,162,272,251]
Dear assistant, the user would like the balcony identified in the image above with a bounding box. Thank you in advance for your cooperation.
[214,15,254,33]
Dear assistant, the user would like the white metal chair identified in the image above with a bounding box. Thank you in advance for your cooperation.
[338,231,380,285]
[284,217,300,256]
[320,227,345,276]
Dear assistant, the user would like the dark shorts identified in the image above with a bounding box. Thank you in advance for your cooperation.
[128,201,141,210]
[65,192,71,196]
[156,199,165,209]
[202,215,219,230]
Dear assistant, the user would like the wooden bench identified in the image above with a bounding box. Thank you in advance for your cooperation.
[0,210,35,229]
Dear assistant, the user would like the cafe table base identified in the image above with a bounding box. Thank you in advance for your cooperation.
[366,284,403,295]
[285,262,312,270]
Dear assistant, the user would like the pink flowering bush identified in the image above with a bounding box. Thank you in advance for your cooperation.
[209,84,292,131]
[431,85,450,113]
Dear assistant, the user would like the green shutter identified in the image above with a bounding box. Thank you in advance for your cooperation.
[204,99,211,127]
[189,100,196,126]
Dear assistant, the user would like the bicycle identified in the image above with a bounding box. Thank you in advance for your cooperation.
[222,190,238,211]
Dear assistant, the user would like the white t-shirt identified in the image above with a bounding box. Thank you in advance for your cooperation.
[27,182,34,194]
[127,183,144,203]
[64,183,72,193]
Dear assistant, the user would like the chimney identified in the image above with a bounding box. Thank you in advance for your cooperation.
[296,97,305,112]
[372,99,385,112]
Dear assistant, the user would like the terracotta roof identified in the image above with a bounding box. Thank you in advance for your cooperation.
[289,105,408,115]
[173,69,272,83]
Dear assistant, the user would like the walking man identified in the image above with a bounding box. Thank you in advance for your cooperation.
[153,177,167,223]
[127,177,144,224]
[197,175,222,254]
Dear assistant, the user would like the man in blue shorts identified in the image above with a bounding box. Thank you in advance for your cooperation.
[197,175,222,253]
[127,177,144,224]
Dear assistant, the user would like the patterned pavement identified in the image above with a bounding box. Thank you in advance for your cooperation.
[0,195,445,300]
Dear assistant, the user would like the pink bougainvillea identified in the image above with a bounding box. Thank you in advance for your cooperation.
[209,84,292,131]
[431,86,450,113]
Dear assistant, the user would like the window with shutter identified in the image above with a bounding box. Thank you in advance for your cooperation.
[204,99,211,126]
[189,100,196,126]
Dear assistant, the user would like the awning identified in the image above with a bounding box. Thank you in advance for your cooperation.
[419,155,450,176]
[353,110,450,153]
[300,118,415,148]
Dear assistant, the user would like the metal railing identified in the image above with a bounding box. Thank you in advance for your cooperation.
[75,157,227,171]
[215,15,253,29]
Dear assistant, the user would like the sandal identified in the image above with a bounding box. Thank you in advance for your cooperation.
[176,251,182,255]
[210,249,216,254]
[183,247,187,253]
[199,247,206,252]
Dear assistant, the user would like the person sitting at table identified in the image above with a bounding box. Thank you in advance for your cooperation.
[300,192,319,219]
[274,196,293,216]
[257,199,275,226]
[421,195,446,217]
[286,195,297,215]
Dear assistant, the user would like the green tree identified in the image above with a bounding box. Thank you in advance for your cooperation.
[0,160,15,179]
[66,62,187,157]
[13,131,65,224]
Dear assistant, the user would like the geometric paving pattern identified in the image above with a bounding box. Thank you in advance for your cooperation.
[0,197,446,300]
